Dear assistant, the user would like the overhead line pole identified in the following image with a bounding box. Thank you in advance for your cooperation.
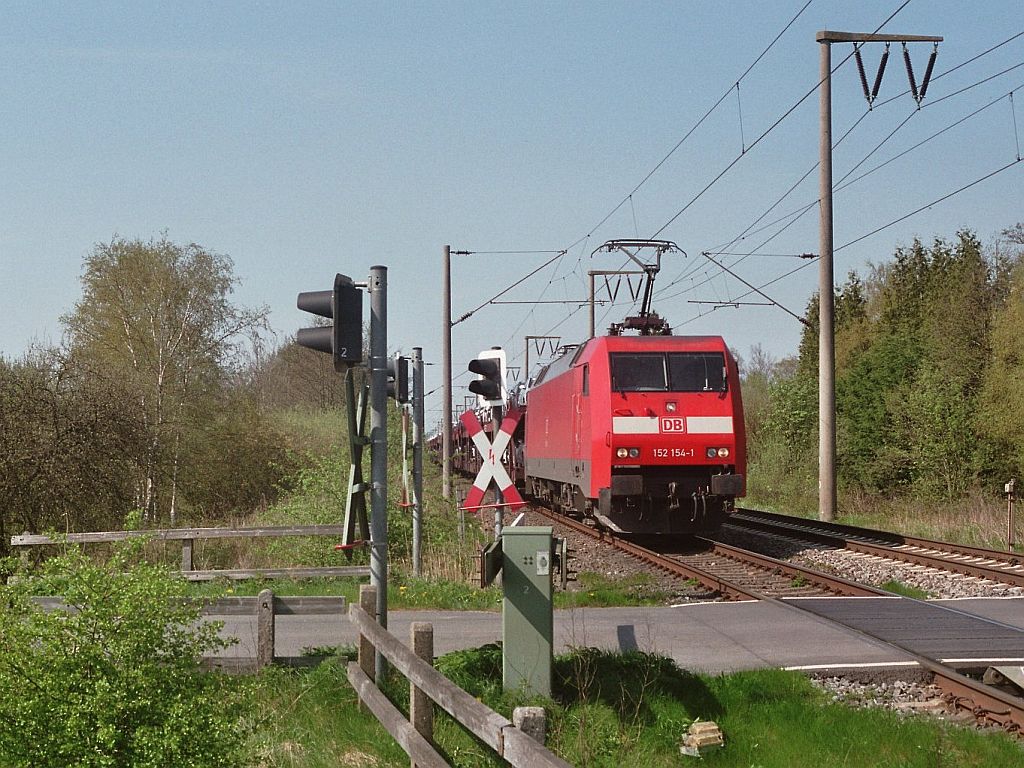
[818,35,837,523]
[816,30,942,523]
[442,245,452,500]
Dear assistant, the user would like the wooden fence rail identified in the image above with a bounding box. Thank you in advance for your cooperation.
[31,590,348,673]
[11,525,369,581]
[349,585,571,768]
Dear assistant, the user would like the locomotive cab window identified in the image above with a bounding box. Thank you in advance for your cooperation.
[611,352,726,392]
[581,364,589,395]
[668,352,727,392]
[610,353,667,391]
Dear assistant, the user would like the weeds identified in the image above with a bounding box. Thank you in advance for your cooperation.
[748,478,1016,551]
[881,580,930,599]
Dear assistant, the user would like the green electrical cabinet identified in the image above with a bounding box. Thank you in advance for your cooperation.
[500,526,554,696]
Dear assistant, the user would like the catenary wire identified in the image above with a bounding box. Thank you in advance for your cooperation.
[662,55,1024,304]
[670,158,1024,328]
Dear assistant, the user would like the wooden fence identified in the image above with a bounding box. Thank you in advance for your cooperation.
[11,525,369,581]
[32,589,348,673]
[349,585,571,768]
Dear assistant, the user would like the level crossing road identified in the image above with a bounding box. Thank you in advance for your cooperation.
[210,596,1024,675]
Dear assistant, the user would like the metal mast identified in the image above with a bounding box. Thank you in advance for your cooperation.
[815,30,942,522]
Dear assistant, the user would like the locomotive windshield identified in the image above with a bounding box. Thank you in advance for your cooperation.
[610,352,726,392]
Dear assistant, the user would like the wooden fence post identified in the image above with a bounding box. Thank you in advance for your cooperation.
[257,589,275,670]
[410,622,434,767]
[358,585,378,712]
[358,585,378,680]
[181,538,194,571]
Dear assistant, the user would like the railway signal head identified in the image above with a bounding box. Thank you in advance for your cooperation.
[388,354,409,403]
[296,273,363,369]
[468,347,507,407]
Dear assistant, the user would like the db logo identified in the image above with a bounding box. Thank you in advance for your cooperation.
[660,417,685,433]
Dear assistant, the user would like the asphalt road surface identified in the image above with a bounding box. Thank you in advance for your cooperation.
[210,596,1024,674]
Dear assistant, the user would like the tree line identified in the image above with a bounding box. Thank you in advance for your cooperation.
[0,236,347,556]
[744,224,1024,506]
[6,225,1020,554]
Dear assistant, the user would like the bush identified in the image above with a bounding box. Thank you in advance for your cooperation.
[0,543,253,767]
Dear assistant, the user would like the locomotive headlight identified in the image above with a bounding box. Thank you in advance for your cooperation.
[706,447,718,459]
[616,448,629,458]
[717,447,730,458]
[628,448,640,458]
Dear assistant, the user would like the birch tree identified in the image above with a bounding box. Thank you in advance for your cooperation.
[63,236,268,525]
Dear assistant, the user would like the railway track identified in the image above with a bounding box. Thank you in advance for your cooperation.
[529,505,886,600]
[728,508,1024,589]
[527,503,1024,734]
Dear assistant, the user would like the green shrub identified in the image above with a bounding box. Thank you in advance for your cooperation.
[0,543,253,767]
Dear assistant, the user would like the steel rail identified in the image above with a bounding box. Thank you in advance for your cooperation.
[530,506,885,599]
[691,536,888,597]
[928,664,1024,732]
[731,508,1024,587]
[530,507,759,600]
[737,507,1021,561]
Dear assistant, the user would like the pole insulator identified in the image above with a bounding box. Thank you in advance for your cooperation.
[918,45,938,101]
[903,43,919,103]
[871,44,889,102]
[854,45,872,106]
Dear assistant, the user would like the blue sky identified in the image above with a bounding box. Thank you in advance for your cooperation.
[2,2,1022,425]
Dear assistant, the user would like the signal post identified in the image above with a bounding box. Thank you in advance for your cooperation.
[296,267,395,681]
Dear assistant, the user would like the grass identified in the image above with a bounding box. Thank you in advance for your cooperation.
[747,468,1017,552]
[189,403,685,612]
[267,407,347,457]
[881,580,931,599]
[181,572,670,611]
[555,571,672,608]
[250,646,1024,767]
[183,575,502,610]
[248,658,409,768]
[838,489,1016,551]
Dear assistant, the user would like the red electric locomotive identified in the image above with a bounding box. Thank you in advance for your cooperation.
[523,333,745,533]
